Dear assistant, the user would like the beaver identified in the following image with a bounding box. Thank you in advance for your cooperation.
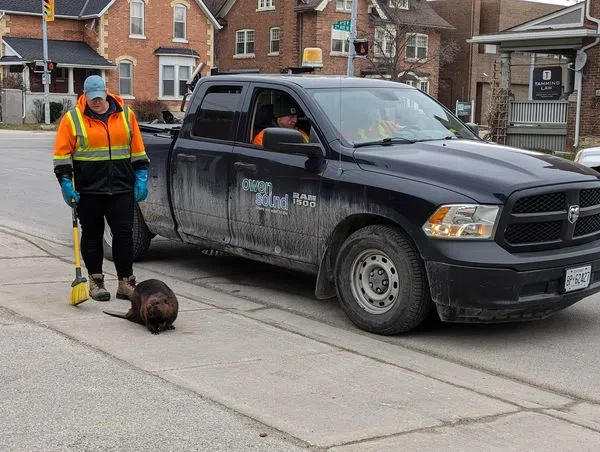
[103,279,178,335]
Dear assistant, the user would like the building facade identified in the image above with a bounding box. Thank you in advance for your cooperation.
[0,0,219,122]
[211,0,453,98]
[430,0,565,123]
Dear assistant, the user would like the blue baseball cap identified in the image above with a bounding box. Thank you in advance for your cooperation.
[83,75,107,100]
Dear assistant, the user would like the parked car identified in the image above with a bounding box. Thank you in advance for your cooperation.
[104,74,600,335]
[575,146,600,172]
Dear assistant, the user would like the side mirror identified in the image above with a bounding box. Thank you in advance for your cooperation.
[262,127,323,157]
[465,122,479,136]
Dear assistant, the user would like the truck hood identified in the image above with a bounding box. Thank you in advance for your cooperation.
[354,139,600,204]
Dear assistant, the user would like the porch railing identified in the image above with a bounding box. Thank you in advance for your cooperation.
[508,101,568,124]
[506,101,569,153]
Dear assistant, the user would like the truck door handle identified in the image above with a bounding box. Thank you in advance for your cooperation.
[177,154,196,162]
[234,162,257,172]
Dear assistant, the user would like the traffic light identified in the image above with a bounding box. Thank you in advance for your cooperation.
[353,39,369,56]
[47,61,56,71]
[43,0,55,22]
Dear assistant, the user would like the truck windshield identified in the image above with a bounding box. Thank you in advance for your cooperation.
[308,86,477,147]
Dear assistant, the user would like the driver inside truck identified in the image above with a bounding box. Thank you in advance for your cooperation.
[252,97,310,146]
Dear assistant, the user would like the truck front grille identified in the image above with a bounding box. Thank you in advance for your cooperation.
[499,184,600,251]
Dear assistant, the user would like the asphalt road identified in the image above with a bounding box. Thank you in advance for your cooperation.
[3,129,600,403]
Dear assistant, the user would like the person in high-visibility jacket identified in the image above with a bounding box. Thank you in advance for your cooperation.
[252,97,310,146]
[53,75,149,302]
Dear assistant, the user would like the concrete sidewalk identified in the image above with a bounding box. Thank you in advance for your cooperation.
[2,227,600,451]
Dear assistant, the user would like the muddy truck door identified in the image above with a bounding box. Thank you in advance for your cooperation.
[170,82,248,244]
[229,82,325,264]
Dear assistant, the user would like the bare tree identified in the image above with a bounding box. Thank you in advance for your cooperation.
[358,0,459,85]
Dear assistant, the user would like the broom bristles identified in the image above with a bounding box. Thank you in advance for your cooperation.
[70,282,89,306]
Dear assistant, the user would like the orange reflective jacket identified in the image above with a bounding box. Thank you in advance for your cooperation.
[53,91,149,194]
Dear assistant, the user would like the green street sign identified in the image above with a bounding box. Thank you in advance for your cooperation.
[333,20,351,32]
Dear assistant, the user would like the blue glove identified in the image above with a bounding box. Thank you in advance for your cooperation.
[134,168,148,202]
[60,178,80,206]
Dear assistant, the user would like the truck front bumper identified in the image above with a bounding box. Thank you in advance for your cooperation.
[423,241,600,323]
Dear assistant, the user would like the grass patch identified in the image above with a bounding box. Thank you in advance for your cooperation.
[0,123,55,131]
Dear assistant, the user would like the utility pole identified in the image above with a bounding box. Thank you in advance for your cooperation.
[346,0,358,77]
[41,0,54,125]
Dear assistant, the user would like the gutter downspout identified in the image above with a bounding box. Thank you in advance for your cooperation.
[574,0,600,148]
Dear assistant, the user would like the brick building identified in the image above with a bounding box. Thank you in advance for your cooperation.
[430,0,565,123]
[469,0,600,152]
[0,0,220,123]
[211,0,453,98]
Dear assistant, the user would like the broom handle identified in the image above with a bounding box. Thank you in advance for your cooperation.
[71,178,83,279]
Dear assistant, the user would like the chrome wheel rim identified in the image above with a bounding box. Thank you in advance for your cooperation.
[350,249,400,314]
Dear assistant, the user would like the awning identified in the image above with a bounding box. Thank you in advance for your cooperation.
[154,47,200,57]
[0,36,115,69]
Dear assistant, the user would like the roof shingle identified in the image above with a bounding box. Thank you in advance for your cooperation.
[3,36,114,67]
[0,0,112,17]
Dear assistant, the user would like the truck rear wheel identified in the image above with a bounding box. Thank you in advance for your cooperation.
[103,203,154,262]
[334,225,432,335]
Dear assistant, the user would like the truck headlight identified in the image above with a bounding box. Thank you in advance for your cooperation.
[422,204,500,239]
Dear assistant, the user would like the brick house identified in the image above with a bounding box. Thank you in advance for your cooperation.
[210,0,453,98]
[0,0,220,123]
[468,0,600,151]
[430,0,564,123]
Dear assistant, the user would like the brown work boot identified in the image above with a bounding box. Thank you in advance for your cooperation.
[116,275,136,300]
[89,274,110,301]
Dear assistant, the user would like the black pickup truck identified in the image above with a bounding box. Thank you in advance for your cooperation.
[105,74,600,335]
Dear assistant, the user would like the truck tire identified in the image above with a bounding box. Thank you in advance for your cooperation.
[103,203,154,262]
[334,225,433,335]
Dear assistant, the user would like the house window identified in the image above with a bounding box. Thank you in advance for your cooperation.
[374,26,395,57]
[174,5,187,40]
[389,0,408,8]
[236,29,255,56]
[130,0,144,36]
[258,0,274,10]
[162,65,175,97]
[405,78,429,93]
[406,34,428,59]
[331,27,350,54]
[336,0,352,11]
[56,68,67,80]
[483,44,497,54]
[270,28,280,54]
[178,66,190,97]
[159,56,194,99]
[119,61,133,96]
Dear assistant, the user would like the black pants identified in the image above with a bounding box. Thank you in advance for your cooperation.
[76,192,134,278]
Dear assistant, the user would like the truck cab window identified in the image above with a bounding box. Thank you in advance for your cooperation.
[192,86,242,141]
[249,89,312,146]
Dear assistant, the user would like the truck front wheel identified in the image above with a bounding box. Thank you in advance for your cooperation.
[103,203,154,262]
[334,225,433,335]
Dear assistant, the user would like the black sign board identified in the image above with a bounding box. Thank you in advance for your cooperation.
[532,67,562,100]
[456,101,472,117]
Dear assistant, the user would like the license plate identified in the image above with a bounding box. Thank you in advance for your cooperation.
[564,265,592,293]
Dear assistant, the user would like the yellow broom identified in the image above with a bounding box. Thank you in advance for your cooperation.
[69,188,89,305]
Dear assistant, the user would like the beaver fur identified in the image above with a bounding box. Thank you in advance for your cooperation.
[104,279,178,334]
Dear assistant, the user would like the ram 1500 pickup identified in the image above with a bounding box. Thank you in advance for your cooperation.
[104,74,600,335]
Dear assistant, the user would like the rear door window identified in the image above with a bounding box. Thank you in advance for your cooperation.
[191,85,243,141]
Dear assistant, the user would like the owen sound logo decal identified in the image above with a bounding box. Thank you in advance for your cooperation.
[242,178,289,215]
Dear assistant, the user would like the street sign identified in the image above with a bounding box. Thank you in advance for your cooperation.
[456,100,474,123]
[42,72,51,85]
[333,20,351,32]
[532,66,562,101]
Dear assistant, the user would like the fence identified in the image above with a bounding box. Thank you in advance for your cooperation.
[505,101,568,153]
